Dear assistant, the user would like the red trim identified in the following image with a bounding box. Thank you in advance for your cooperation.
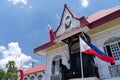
[54,4,88,38]
[34,27,80,54]
[76,16,89,28]
[55,4,73,33]
[34,4,87,54]
[34,41,56,53]
[88,10,120,29]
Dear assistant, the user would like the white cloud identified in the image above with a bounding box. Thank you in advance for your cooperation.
[0,42,36,70]
[81,0,89,8]
[8,0,28,5]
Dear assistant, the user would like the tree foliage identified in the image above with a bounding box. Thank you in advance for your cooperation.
[6,60,18,80]
[0,69,6,80]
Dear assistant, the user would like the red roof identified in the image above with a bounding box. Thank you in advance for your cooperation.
[87,6,120,23]
[24,64,45,75]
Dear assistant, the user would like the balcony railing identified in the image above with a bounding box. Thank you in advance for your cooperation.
[108,65,120,77]
[51,66,98,80]
[51,69,81,80]
[65,68,81,79]
[51,74,62,80]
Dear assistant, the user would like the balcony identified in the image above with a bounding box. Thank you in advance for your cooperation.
[51,65,98,80]
[51,68,81,80]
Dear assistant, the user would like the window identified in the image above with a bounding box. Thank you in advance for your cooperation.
[104,42,120,60]
[52,55,62,75]
[104,37,120,61]
[30,76,34,80]
[110,43,120,60]
[38,75,42,80]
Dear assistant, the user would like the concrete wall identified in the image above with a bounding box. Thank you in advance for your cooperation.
[45,24,120,80]
[90,25,120,79]
[45,44,70,80]
[24,71,44,80]
[69,77,99,80]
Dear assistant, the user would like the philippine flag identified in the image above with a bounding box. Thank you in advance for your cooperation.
[80,37,115,63]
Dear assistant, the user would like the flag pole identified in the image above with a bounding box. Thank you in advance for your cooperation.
[74,17,87,78]
[81,31,88,41]
[78,23,88,78]
[79,36,84,78]
[78,23,87,78]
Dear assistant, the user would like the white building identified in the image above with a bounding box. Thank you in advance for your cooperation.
[23,64,45,80]
[34,4,120,80]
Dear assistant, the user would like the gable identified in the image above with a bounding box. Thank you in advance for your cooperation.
[34,5,89,55]
[55,4,80,37]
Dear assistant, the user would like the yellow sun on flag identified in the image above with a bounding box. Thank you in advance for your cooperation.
[83,42,89,49]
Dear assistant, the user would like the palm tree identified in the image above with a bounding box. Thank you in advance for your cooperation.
[6,61,15,68]
[6,60,18,80]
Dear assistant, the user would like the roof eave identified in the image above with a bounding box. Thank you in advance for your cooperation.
[88,10,120,29]
[24,70,45,75]
[34,41,56,56]
[55,26,89,43]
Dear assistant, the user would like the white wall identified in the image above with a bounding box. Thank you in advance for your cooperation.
[45,44,70,80]
[24,71,44,80]
[56,8,80,37]
[45,24,120,80]
[90,25,120,79]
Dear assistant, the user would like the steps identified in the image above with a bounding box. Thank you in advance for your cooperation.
[69,77,99,80]
[102,77,120,80]
[69,77,120,80]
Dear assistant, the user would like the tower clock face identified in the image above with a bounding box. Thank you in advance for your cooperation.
[65,15,72,29]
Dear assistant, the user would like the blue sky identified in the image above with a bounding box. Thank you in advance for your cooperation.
[0,0,120,70]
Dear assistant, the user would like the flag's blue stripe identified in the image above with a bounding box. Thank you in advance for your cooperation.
[82,38,106,56]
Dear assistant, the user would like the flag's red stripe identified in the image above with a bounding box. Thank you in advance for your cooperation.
[83,49,115,63]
